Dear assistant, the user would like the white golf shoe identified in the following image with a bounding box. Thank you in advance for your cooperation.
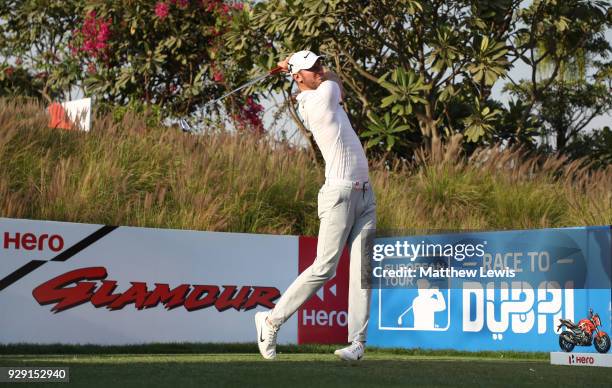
[255,312,278,359]
[334,341,364,361]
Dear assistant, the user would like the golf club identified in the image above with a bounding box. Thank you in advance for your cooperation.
[397,305,413,325]
[204,66,284,109]
[180,66,284,132]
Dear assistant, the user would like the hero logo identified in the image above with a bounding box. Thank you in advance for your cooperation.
[569,355,595,365]
[3,232,64,252]
[32,267,280,313]
[302,310,347,327]
[297,236,349,344]
[302,278,347,327]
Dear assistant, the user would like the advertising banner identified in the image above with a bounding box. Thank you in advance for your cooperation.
[297,236,349,344]
[0,218,298,344]
[47,98,92,131]
[2,217,610,352]
[367,227,612,352]
[550,352,612,367]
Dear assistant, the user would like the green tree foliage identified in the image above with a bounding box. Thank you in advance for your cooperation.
[505,0,611,153]
[243,0,611,163]
[507,80,612,152]
[1,0,610,165]
[0,1,81,101]
[565,126,612,169]
[246,0,517,156]
[0,0,266,132]
[0,66,44,98]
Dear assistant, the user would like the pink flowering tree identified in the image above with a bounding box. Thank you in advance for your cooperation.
[72,0,266,132]
[0,0,267,133]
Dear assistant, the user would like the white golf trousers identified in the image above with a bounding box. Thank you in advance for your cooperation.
[269,181,376,342]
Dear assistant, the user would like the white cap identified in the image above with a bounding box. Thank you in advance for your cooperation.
[288,50,323,75]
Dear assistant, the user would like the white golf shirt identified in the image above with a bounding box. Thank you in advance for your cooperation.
[296,80,369,183]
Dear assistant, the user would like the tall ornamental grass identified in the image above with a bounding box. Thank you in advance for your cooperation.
[0,98,610,236]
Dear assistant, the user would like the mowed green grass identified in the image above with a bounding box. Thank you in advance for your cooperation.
[1,345,611,387]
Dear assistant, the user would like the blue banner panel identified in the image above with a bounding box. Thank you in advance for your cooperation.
[367,226,611,352]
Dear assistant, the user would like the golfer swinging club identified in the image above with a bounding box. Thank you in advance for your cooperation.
[255,50,376,361]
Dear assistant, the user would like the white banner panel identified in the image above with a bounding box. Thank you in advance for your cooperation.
[550,352,612,367]
[0,218,298,344]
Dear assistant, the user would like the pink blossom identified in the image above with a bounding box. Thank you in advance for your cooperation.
[4,67,14,77]
[234,95,265,134]
[98,23,110,41]
[213,71,224,82]
[83,41,96,51]
[233,3,244,11]
[177,0,189,8]
[155,2,170,19]
[72,11,112,60]
[202,0,220,12]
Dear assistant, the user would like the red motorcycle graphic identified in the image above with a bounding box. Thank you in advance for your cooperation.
[558,309,610,354]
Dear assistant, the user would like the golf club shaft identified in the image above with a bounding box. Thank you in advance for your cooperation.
[397,305,413,324]
[204,66,284,108]
[180,66,284,132]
